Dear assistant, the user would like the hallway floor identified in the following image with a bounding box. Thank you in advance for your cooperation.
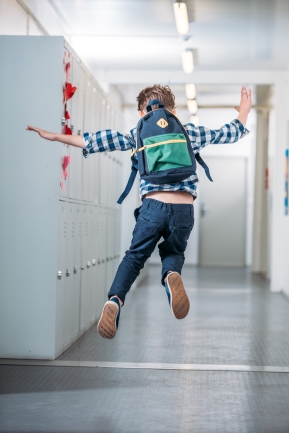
[1,265,289,432]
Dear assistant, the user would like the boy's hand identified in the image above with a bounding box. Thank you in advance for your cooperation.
[234,86,252,126]
[26,125,84,148]
[234,86,252,114]
[26,125,56,141]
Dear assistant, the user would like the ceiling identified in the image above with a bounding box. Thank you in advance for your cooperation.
[42,0,288,106]
[49,0,289,73]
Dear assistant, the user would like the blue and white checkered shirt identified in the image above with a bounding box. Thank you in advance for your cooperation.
[82,119,249,199]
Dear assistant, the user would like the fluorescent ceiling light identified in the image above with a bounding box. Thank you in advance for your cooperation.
[187,99,198,114]
[185,83,196,99]
[182,50,194,74]
[190,115,199,126]
[173,1,189,35]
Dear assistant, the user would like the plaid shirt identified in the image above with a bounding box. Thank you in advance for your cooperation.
[82,119,249,199]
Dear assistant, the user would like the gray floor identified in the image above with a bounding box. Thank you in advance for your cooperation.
[1,265,289,433]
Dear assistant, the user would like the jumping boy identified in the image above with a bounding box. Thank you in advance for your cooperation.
[27,84,251,339]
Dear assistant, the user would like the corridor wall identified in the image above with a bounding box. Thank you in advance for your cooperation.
[0,36,123,359]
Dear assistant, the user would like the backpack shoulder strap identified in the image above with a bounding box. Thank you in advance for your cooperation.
[195,153,213,182]
[117,154,139,204]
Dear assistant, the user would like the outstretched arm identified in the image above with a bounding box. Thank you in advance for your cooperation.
[26,126,135,157]
[185,86,251,153]
[234,86,252,126]
[26,126,84,148]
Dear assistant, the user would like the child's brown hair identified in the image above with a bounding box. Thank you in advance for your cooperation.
[136,84,176,112]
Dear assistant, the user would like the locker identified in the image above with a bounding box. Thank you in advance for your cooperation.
[105,208,113,290]
[59,46,72,201]
[62,202,74,348]
[55,201,67,357]
[82,76,94,203]
[63,203,82,348]
[112,157,118,204]
[68,59,85,201]
[80,205,92,331]
[99,206,107,304]
[106,155,112,206]
[95,87,102,130]
[106,103,111,129]
[73,204,83,338]
[90,206,99,321]
[96,205,104,314]
[101,207,109,306]
[114,209,121,275]
[90,86,99,204]
[110,108,115,130]
[100,97,107,129]
[100,153,108,205]
[59,143,71,201]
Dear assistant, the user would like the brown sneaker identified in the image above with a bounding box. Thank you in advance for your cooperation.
[97,297,121,339]
[165,272,190,319]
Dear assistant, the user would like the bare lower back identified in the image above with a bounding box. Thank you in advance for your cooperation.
[145,190,194,204]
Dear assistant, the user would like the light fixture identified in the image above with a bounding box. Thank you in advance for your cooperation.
[173,1,189,35]
[182,50,194,74]
[187,99,198,114]
[190,115,199,126]
[185,83,196,99]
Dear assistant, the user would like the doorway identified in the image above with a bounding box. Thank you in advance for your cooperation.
[198,157,247,267]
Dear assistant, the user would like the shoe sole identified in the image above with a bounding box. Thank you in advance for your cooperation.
[97,301,119,339]
[167,272,190,319]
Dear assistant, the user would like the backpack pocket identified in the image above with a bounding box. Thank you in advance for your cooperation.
[143,133,192,173]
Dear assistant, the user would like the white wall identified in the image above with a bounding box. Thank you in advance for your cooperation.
[0,0,45,35]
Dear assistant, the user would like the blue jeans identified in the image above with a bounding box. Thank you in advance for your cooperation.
[108,198,194,303]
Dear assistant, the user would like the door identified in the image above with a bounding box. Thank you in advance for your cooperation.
[55,201,67,357]
[198,157,247,267]
[68,59,85,201]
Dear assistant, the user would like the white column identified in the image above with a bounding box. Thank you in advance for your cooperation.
[270,74,289,292]
[252,108,269,274]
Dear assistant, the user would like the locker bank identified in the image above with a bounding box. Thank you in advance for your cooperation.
[0,36,122,359]
[1,1,289,432]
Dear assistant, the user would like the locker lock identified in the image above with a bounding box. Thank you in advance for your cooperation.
[66,269,70,277]
[57,271,62,280]
[87,261,91,268]
[81,265,85,270]
[61,117,66,126]
[74,266,77,274]
[92,259,96,266]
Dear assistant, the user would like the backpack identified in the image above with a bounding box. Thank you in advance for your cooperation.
[117,99,213,204]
